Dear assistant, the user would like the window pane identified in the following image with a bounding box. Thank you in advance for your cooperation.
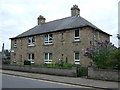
[75,30,79,37]
[13,40,17,47]
[28,37,31,43]
[49,34,53,40]
[75,52,79,60]
[14,40,16,44]
[49,53,52,60]
[45,53,48,60]
[32,54,34,59]
[28,54,31,59]
[45,35,48,41]
[32,37,35,43]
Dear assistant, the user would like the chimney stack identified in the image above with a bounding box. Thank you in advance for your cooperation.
[71,5,80,16]
[37,15,46,25]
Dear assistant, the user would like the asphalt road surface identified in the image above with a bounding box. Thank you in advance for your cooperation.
[2,74,95,89]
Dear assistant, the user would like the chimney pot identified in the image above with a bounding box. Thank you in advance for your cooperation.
[37,15,46,25]
[71,5,80,16]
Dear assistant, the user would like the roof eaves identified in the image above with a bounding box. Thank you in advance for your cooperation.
[86,25,112,36]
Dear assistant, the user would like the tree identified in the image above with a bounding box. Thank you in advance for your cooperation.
[84,40,119,69]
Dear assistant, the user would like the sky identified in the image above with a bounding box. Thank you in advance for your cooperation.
[0,0,119,51]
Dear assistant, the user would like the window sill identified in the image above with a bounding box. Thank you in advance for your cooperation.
[72,40,81,43]
[44,62,51,64]
[13,45,17,48]
[43,43,54,46]
[28,60,34,63]
[11,50,14,53]
[75,63,80,64]
[13,60,16,63]
[28,44,36,47]
[31,62,34,64]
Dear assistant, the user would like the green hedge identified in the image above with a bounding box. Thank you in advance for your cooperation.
[24,60,31,65]
[77,67,88,77]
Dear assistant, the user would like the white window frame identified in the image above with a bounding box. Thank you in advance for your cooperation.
[13,40,17,47]
[44,53,52,64]
[93,31,97,41]
[44,34,53,45]
[13,53,16,63]
[74,52,80,64]
[74,29,80,41]
[28,37,35,46]
[28,53,34,63]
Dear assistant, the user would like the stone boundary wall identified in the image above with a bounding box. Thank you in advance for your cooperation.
[2,65,77,77]
[88,67,120,82]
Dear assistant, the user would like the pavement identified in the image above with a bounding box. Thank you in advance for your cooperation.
[1,69,119,90]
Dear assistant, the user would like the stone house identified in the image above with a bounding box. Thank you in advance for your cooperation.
[10,5,111,66]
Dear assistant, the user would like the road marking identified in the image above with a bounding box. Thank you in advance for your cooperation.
[1,73,96,89]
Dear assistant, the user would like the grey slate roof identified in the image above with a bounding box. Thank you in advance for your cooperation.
[11,15,111,39]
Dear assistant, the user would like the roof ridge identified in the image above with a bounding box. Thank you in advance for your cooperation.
[42,15,78,25]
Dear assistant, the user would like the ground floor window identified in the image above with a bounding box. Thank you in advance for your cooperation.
[13,53,16,63]
[44,53,52,64]
[74,52,80,64]
[28,53,34,63]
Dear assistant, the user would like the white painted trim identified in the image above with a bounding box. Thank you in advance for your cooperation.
[74,29,80,41]
[44,34,53,45]
[74,52,80,64]
[44,53,52,64]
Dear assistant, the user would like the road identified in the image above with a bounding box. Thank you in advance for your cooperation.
[2,74,95,89]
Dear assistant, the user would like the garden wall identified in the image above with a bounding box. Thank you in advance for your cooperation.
[88,67,120,82]
[2,65,77,77]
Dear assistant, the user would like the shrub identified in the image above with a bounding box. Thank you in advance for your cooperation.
[77,67,88,77]
[63,63,74,68]
[2,60,11,64]
[108,49,120,70]
[24,60,31,65]
[84,40,119,69]
[49,61,56,67]
[42,63,74,68]
[58,59,64,67]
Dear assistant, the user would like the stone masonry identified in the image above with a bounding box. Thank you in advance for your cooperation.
[11,27,110,66]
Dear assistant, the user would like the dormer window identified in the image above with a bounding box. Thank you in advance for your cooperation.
[44,34,53,45]
[13,40,17,47]
[74,29,80,41]
[28,37,35,46]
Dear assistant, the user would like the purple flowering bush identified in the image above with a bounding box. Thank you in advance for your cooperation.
[84,40,119,69]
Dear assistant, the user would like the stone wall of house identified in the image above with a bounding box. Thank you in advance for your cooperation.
[88,67,120,81]
[11,27,110,66]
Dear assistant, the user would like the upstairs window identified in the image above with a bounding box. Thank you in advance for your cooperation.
[44,34,53,45]
[44,53,52,64]
[13,40,17,47]
[28,53,34,63]
[28,37,35,46]
[93,31,97,41]
[74,29,80,41]
[93,31,98,46]
[74,52,80,64]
